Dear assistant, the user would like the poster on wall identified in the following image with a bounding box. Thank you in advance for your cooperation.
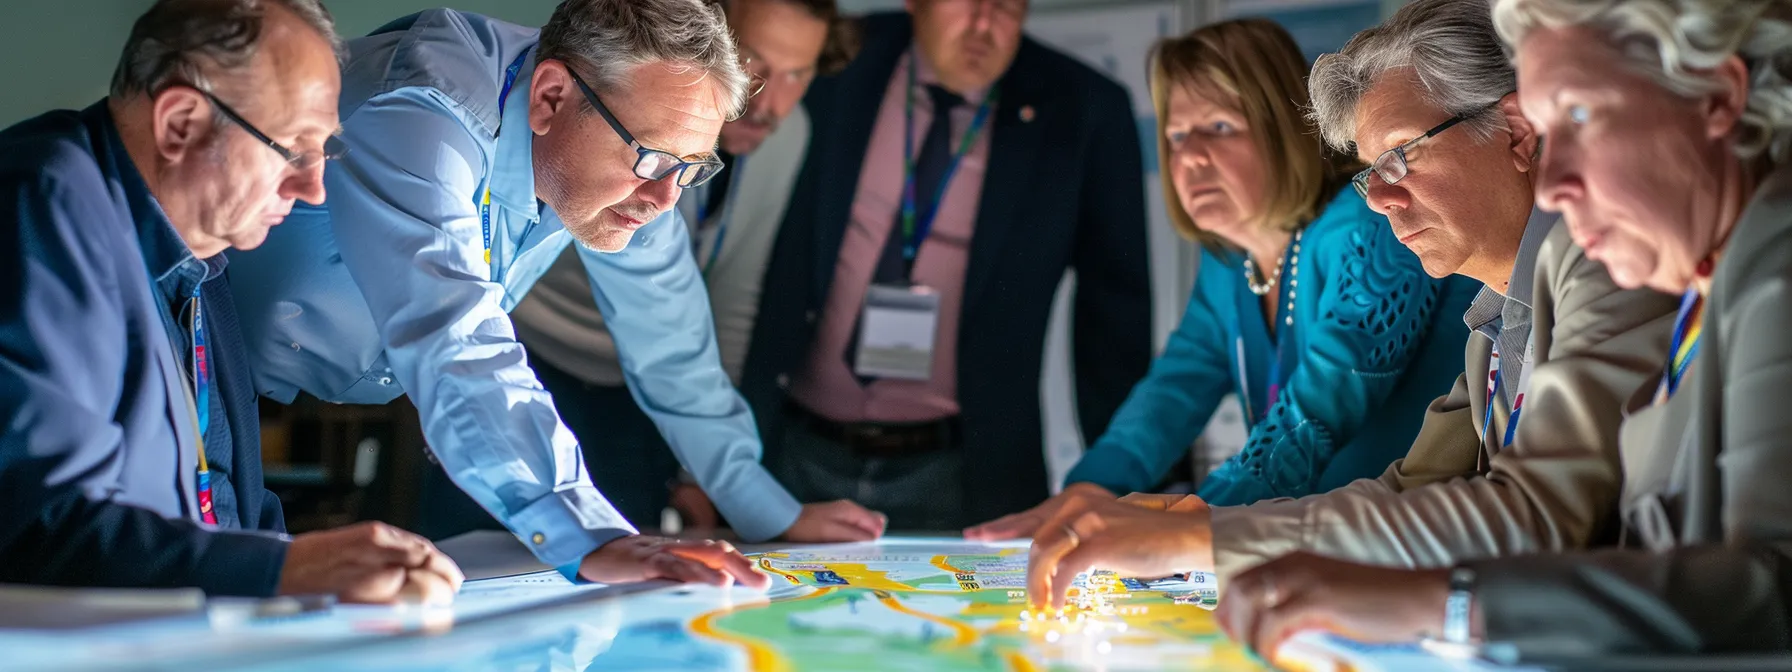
[1224,0,1384,58]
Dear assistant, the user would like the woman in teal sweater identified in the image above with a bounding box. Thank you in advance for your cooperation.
[968,19,1477,539]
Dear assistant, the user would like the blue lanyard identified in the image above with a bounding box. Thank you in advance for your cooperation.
[1479,343,1522,448]
[1662,289,1704,399]
[191,292,210,440]
[899,53,997,265]
[696,154,747,277]
[187,288,216,525]
[481,48,533,269]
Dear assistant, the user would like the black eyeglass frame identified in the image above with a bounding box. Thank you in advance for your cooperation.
[563,66,726,189]
[194,88,343,170]
[1351,102,1501,199]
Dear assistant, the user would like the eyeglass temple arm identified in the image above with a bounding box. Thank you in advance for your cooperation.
[200,90,295,160]
[564,67,640,149]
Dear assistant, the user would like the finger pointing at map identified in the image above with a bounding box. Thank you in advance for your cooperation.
[1025,496,1218,612]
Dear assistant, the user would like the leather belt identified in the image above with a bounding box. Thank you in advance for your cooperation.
[788,403,960,459]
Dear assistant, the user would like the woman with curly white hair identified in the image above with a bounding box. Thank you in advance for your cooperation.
[1214,0,1792,662]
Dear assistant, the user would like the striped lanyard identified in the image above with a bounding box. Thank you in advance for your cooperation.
[187,292,217,525]
[898,52,997,268]
[481,48,533,270]
[1480,337,1534,449]
[1659,289,1705,401]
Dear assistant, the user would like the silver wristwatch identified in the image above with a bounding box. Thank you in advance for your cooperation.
[1443,565,1476,644]
[1420,566,1482,659]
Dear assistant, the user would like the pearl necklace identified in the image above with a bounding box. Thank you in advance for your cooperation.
[1243,230,1302,298]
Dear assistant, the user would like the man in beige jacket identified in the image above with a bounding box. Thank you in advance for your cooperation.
[1022,0,1679,612]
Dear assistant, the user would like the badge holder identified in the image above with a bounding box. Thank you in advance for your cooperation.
[853,284,941,381]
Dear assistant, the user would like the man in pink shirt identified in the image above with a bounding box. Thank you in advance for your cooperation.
[742,0,1153,530]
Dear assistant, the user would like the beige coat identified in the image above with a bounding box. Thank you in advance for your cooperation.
[1470,168,1792,658]
[1210,221,1679,582]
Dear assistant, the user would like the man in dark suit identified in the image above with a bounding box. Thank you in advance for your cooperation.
[0,0,460,602]
[742,0,1153,529]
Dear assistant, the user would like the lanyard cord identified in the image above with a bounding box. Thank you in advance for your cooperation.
[897,52,998,267]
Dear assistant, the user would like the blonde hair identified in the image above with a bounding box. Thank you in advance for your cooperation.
[1150,18,1359,247]
[1493,0,1792,163]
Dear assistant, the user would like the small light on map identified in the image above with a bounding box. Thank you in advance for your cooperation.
[1045,630,1061,643]
[1097,641,1113,654]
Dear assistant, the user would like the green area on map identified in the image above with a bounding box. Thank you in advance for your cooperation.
[678,543,1263,671]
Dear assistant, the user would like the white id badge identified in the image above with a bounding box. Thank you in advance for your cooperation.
[854,284,941,380]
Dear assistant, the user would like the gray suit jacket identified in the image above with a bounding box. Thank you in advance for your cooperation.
[1211,221,1679,582]
[1470,167,1792,658]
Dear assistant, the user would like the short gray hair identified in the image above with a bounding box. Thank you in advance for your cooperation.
[1309,0,1515,153]
[539,0,750,120]
[1494,0,1792,163]
[111,0,341,99]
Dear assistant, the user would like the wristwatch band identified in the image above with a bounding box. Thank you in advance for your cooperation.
[1443,565,1477,644]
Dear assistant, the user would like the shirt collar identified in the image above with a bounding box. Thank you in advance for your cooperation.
[158,254,228,305]
[92,102,201,287]
[1463,207,1558,333]
[490,47,541,222]
[1503,207,1558,308]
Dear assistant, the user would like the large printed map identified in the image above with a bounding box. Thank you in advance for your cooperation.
[696,541,1253,671]
[7,538,1531,671]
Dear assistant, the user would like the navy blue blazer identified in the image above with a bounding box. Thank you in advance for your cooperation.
[0,103,287,596]
[743,13,1155,522]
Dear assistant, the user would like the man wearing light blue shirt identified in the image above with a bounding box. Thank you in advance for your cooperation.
[510,0,875,536]
[226,0,808,584]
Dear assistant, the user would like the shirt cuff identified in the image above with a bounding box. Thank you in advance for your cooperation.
[705,463,801,542]
[504,485,638,567]
[195,530,290,597]
[556,560,587,584]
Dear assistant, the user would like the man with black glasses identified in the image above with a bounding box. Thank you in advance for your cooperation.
[0,0,463,603]
[226,0,843,586]
[509,0,871,536]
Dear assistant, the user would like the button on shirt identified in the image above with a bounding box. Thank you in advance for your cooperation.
[225,10,800,562]
[1463,208,1559,448]
[788,53,990,424]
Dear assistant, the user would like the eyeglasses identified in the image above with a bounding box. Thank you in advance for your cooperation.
[741,56,768,99]
[196,89,344,171]
[564,66,727,188]
[739,52,814,98]
[1351,102,1500,199]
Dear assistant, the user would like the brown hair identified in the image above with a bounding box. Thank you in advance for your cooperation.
[790,0,860,75]
[1149,18,1360,248]
[731,0,861,75]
